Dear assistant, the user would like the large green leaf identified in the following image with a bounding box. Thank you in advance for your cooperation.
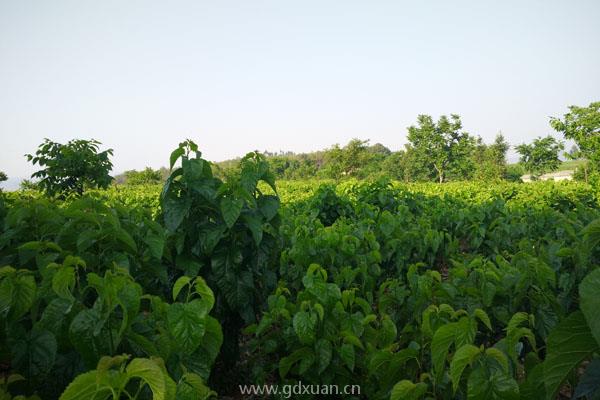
[315,338,332,373]
[126,358,166,400]
[431,322,456,381]
[449,344,481,393]
[59,371,110,400]
[172,276,192,301]
[390,380,427,400]
[69,308,111,368]
[543,311,599,399]
[52,266,75,301]
[145,232,165,259]
[258,195,279,220]
[162,195,191,232]
[379,316,397,347]
[176,373,216,400]
[580,268,600,346]
[467,368,519,400]
[220,197,243,228]
[520,363,546,400]
[11,329,57,377]
[242,213,263,245]
[339,343,355,371]
[279,347,313,378]
[169,147,185,170]
[167,300,207,353]
[292,310,317,345]
[194,277,215,312]
[0,270,36,321]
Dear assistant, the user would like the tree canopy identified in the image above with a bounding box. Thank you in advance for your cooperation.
[515,136,564,179]
[406,114,476,183]
[26,139,114,196]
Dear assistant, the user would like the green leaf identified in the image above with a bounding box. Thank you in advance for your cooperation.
[198,316,223,366]
[69,308,110,368]
[162,195,191,232]
[580,268,600,346]
[0,271,36,321]
[220,197,243,228]
[242,214,263,245]
[173,276,192,301]
[315,339,332,374]
[339,343,355,371]
[176,373,216,400]
[467,368,519,400]
[520,363,546,400]
[38,298,72,335]
[431,322,456,381]
[449,344,481,393]
[484,348,509,373]
[293,311,317,345]
[473,309,492,331]
[167,301,207,353]
[379,316,397,347]
[258,195,279,220]
[543,311,599,400]
[97,354,129,376]
[342,331,364,350]
[279,347,313,378]
[11,329,57,377]
[52,266,75,301]
[114,227,138,253]
[170,147,185,170]
[194,277,215,312]
[182,158,204,182]
[59,371,110,400]
[145,232,165,259]
[390,380,427,400]
[126,358,166,400]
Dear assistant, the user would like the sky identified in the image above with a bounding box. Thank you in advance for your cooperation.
[1,0,599,187]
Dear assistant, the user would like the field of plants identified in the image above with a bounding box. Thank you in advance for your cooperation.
[1,142,600,399]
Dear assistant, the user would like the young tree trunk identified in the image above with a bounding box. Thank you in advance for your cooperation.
[434,164,444,183]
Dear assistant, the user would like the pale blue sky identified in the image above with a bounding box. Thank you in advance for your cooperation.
[1,0,599,185]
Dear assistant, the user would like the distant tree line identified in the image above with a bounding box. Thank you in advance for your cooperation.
[6,101,599,196]
[214,102,599,183]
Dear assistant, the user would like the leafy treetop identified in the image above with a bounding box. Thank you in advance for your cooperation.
[407,114,476,183]
[551,101,600,179]
[26,139,113,196]
[515,135,564,179]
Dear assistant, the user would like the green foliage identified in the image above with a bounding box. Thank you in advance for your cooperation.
[0,171,7,183]
[406,114,477,183]
[551,101,600,171]
[26,138,114,196]
[3,148,600,399]
[515,136,564,178]
[159,139,280,366]
[0,178,222,397]
[472,134,510,181]
[59,355,215,400]
[123,167,164,185]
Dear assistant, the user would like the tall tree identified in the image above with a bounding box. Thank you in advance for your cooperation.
[322,139,371,179]
[550,101,600,181]
[515,136,564,179]
[123,167,163,185]
[472,134,510,181]
[407,114,476,183]
[26,138,113,196]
